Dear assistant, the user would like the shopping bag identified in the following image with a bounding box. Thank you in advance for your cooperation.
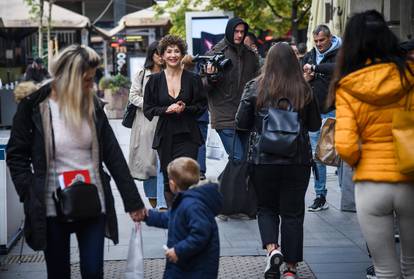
[218,158,257,217]
[315,117,341,167]
[124,223,144,279]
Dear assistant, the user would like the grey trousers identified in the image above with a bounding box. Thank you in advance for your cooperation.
[355,181,414,279]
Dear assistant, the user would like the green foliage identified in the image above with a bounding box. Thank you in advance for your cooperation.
[155,0,311,40]
[99,74,131,93]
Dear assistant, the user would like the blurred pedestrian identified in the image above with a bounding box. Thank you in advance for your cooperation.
[6,44,145,278]
[302,24,342,212]
[129,41,165,209]
[145,157,222,278]
[143,35,207,207]
[236,42,321,279]
[24,57,50,83]
[332,10,414,279]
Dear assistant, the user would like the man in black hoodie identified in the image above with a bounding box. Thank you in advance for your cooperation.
[204,17,259,161]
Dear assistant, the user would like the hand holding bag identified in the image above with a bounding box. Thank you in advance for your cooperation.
[124,222,144,279]
[392,89,414,176]
[315,117,341,167]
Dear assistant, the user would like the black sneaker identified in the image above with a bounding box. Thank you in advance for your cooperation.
[366,265,376,279]
[308,196,329,212]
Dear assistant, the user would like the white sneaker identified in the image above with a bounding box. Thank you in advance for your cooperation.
[264,249,283,279]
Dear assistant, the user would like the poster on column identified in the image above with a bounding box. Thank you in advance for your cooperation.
[185,11,234,56]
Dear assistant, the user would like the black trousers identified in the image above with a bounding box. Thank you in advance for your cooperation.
[251,164,310,263]
[158,136,199,192]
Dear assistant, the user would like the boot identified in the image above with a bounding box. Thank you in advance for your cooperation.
[148,198,157,208]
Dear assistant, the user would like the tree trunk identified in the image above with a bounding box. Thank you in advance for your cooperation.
[291,0,299,43]
[38,0,44,58]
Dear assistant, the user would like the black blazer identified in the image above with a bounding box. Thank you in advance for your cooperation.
[235,80,322,165]
[143,70,207,149]
[6,83,144,250]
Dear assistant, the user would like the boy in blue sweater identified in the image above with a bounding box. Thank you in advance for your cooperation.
[145,157,223,279]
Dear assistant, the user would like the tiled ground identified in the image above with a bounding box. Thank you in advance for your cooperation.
[0,120,372,279]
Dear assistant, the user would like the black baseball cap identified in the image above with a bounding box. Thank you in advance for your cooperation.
[34,58,44,64]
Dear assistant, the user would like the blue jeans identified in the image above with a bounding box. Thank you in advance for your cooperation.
[197,121,208,174]
[143,177,157,199]
[156,156,167,209]
[216,129,247,161]
[309,111,335,197]
[44,215,105,279]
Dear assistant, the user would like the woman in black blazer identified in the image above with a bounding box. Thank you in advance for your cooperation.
[143,35,207,206]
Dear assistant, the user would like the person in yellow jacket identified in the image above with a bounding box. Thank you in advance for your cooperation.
[331,10,414,279]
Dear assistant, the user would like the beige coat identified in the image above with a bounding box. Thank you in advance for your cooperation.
[128,68,159,180]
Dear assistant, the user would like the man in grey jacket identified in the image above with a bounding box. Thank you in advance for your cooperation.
[204,17,259,161]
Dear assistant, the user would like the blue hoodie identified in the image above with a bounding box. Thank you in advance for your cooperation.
[315,35,342,64]
[146,182,223,279]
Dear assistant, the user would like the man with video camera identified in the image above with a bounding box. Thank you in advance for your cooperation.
[203,17,259,161]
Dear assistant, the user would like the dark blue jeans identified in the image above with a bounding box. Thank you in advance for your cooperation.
[216,129,248,161]
[197,121,208,174]
[44,215,105,279]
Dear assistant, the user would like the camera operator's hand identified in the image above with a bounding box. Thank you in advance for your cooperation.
[166,103,181,114]
[206,63,218,74]
[303,63,314,74]
[304,71,315,82]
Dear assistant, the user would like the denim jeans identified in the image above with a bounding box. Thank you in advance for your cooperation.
[156,156,167,209]
[143,177,157,199]
[309,111,335,197]
[216,129,247,161]
[44,215,105,279]
[197,121,208,174]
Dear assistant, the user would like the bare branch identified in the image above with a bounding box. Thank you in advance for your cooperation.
[296,4,311,23]
[263,0,289,20]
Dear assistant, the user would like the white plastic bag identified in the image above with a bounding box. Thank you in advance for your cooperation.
[124,222,144,279]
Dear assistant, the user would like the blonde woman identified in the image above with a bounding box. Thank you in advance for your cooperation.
[6,44,145,278]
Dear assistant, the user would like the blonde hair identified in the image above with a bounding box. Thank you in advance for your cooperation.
[13,81,39,103]
[167,157,200,190]
[50,44,100,128]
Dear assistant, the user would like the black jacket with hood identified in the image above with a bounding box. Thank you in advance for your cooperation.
[204,17,259,130]
[6,83,144,251]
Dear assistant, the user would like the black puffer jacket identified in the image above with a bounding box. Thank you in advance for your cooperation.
[235,80,321,165]
[6,83,144,251]
[204,17,259,129]
[302,47,339,113]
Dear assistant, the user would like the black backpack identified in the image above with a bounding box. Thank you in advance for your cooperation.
[259,98,300,157]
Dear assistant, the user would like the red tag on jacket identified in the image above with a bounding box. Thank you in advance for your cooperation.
[58,170,91,189]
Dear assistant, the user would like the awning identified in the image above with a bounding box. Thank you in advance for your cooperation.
[0,0,90,28]
[120,6,170,27]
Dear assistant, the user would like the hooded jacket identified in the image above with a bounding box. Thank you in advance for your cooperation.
[146,182,223,279]
[302,35,342,113]
[6,83,144,250]
[205,17,259,129]
[335,62,414,182]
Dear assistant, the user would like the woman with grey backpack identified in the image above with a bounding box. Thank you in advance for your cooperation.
[235,42,321,279]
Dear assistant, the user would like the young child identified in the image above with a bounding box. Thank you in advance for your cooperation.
[145,157,223,278]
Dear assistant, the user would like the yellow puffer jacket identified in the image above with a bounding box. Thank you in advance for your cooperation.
[335,62,414,182]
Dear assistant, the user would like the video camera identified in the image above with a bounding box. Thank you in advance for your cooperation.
[192,53,232,81]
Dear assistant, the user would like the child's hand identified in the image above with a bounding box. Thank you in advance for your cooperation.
[165,248,178,263]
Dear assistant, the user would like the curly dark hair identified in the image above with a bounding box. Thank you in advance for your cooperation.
[158,35,187,56]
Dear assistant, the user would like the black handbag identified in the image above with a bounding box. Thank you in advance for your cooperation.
[48,102,102,222]
[53,181,102,222]
[122,69,145,128]
[259,98,300,157]
[122,102,137,128]
[218,133,257,217]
